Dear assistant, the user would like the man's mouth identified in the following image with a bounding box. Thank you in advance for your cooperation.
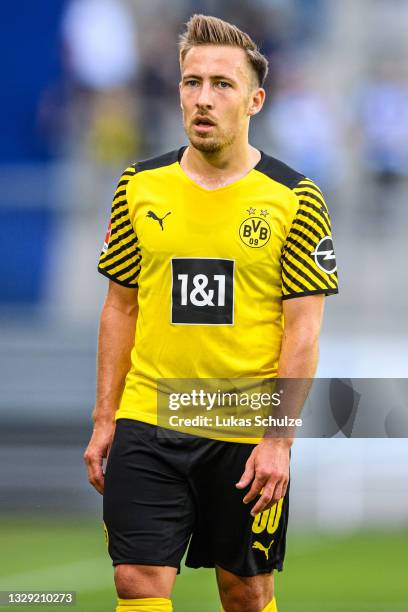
[193,116,216,129]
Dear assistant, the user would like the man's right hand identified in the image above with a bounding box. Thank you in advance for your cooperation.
[84,420,116,495]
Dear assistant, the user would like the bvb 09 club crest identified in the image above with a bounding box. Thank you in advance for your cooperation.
[239,208,271,248]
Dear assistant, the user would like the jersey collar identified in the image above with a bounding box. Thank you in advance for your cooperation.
[176,146,265,193]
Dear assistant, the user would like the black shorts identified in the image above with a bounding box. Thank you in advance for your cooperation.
[103,419,290,577]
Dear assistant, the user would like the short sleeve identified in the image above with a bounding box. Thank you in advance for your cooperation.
[97,165,141,288]
[281,178,339,300]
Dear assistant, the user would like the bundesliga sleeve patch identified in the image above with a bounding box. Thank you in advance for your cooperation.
[102,220,112,254]
[171,258,234,325]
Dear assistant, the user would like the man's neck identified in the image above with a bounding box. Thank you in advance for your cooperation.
[180,143,261,190]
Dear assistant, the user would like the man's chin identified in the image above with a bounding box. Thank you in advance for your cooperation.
[188,135,223,153]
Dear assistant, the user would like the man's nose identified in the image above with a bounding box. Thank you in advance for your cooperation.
[196,82,213,109]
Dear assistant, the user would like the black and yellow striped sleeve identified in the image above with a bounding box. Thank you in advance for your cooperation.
[97,165,141,288]
[281,178,338,300]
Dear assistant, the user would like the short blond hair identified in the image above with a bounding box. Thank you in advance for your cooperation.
[179,14,269,87]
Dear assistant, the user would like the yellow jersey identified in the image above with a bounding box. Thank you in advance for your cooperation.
[98,147,338,439]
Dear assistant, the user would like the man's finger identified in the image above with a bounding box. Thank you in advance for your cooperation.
[250,484,278,516]
[88,471,104,494]
[92,477,104,495]
[251,478,288,516]
[85,453,105,495]
[242,476,266,504]
[88,468,104,495]
[236,455,255,489]
[272,481,284,503]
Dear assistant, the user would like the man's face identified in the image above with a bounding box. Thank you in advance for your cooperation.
[180,45,261,154]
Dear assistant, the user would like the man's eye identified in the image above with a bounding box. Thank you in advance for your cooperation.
[186,80,199,87]
[217,81,231,88]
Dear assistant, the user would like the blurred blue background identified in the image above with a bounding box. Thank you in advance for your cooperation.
[0,1,407,610]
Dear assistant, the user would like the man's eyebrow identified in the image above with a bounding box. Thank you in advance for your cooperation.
[211,74,236,82]
[182,73,237,83]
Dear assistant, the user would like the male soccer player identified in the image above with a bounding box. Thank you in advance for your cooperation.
[84,14,338,612]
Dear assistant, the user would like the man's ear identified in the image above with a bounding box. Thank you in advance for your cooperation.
[179,81,183,110]
[248,88,266,116]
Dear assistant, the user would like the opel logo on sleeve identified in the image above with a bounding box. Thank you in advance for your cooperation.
[310,236,337,274]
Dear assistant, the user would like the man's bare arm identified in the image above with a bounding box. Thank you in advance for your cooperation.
[236,294,325,515]
[84,280,138,494]
[276,295,324,378]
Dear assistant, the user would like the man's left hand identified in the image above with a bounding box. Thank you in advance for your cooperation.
[236,439,291,516]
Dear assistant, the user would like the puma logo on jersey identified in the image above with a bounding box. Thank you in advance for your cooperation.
[146,210,171,230]
[252,539,274,560]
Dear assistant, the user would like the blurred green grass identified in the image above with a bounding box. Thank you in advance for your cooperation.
[1,517,407,611]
